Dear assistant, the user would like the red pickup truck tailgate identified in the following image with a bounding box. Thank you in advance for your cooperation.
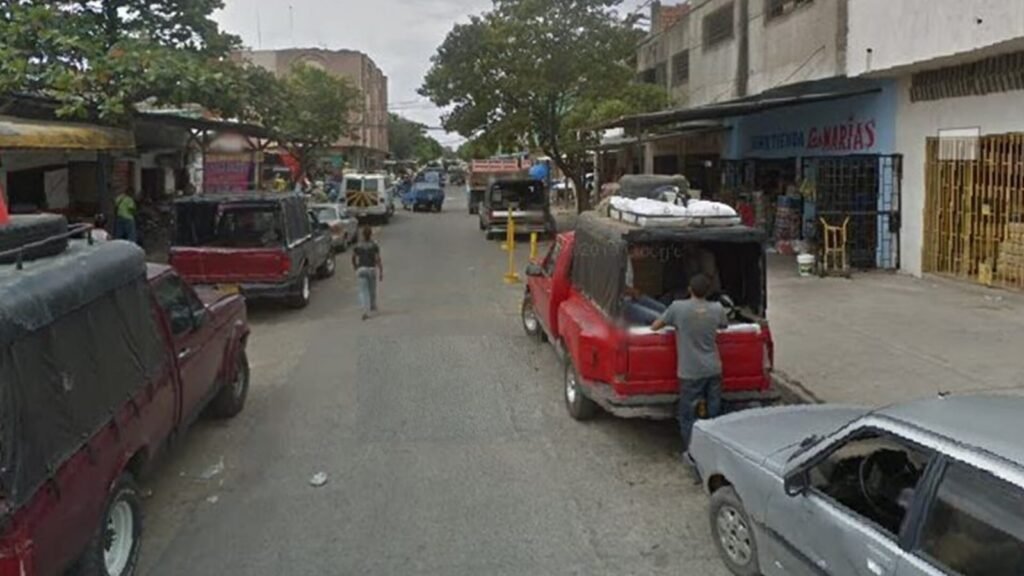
[169,247,288,284]
[626,325,770,395]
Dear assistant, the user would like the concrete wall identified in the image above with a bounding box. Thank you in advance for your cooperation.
[639,0,845,108]
[748,0,843,94]
[895,76,1024,277]
[847,0,1024,76]
[238,49,389,158]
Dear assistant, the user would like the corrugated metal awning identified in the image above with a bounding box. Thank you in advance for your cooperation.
[0,116,135,150]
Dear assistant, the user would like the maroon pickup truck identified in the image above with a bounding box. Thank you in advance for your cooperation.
[0,218,249,576]
[170,193,335,308]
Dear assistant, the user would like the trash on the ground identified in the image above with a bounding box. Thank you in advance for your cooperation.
[206,495,219,504]
[309,472,329,487]
[199,457,225,480]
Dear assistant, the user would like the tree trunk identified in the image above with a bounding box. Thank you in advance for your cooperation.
[545,145,589,213]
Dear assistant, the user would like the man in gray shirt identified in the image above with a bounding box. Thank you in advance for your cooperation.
[651,273,729,454]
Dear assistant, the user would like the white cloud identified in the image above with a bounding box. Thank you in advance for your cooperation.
[216,0,651,147]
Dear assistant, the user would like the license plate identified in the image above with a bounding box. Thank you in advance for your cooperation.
[217,284,240,294]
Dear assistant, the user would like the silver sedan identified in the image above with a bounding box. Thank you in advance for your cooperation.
[311,203,358,252]
[689,395,1024,576]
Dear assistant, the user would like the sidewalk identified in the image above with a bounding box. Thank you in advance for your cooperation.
[768,255,1024,406]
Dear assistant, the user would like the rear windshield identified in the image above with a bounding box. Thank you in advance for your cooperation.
[175,203,284,248]
[490,181,547,208]
[314,206,338,222]
[345,178,380,193]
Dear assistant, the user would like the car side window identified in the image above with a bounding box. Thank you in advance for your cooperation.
[808,432,931,537]
[154,275,200,336]
[543,239,563,276]
[916,462,1024,576]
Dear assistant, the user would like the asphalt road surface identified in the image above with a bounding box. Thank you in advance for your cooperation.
[138,189,730,576]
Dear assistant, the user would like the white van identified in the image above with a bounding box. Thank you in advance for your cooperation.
[342,173,392,223]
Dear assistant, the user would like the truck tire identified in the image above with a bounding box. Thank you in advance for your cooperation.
[709,486,760,576]
[469,204,478,215]
[0,214,69,264]
[478,219,485,231]
[564,359,598,421]
[211,349,249,419]
[521,293,546,343]
[289,270,311,309]
[317,253,337,279]
[73,473,142,576]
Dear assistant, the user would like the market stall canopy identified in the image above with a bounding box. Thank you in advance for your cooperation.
[0,115,135,150]
[593,88,881,131]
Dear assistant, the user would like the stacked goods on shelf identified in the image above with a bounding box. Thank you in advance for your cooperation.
[997,222,1024,285]
[773,195,803,254]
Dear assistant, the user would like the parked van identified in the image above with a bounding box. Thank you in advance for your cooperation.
[343,173,392,224]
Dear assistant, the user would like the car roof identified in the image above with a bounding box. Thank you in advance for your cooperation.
[174,192,305,204]
[876,394,1024,466]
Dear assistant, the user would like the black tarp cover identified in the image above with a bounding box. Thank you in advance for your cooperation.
[616,175,690,199]
[0,240,165,507]
[571,212,767,316]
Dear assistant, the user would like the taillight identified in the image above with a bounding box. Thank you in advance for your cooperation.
[614,334,629,380]
[0,532,33,576]
[763,342,773,374]
[279,253,291,277]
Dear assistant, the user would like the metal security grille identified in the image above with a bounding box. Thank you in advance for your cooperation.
[911,50,1024,102]
[703,3,735,49]
[672,50,690,86]
[803,155,902,270]
[924,134,1024,290]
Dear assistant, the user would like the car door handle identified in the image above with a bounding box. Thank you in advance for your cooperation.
[178,347,193,360]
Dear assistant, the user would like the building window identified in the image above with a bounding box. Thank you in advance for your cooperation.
[671,50,690,86]
[766,0,813,20]
[655,62,668,87]
[638,68,657,85]
[703,3,734,49]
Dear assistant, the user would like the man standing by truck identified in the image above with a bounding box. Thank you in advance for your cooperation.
[650,274,729,455]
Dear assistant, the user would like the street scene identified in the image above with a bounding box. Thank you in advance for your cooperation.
[2,1,1024,576]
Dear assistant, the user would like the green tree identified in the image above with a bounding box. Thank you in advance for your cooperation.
[388,113,446,164]
[421,0,667,210]
[266,64,361,178]
[0,0,243,122]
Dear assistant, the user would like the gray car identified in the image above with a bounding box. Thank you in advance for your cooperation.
[689,395,1024,576]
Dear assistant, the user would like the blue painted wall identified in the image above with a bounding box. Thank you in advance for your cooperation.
[724,81,898,159]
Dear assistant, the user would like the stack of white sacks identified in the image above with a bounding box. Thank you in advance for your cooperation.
[609,196,740,226]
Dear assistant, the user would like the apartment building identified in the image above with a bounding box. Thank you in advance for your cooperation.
[238,48,389,170]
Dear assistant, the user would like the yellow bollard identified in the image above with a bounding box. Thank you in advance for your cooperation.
[529,232,538,261]
[501,211,513,251]
[504,216,520,284]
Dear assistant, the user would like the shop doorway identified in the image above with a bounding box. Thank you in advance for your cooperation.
[923,134,1024,290]
[803,155,902,270]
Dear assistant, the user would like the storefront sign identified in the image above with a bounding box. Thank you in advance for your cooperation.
[204,153,252,192]
[750,118,877,154]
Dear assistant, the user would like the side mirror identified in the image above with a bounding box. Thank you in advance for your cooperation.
[316,221,330,232]
[525,263,544,277]
[783,469,809,497]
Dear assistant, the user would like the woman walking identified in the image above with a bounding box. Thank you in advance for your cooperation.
[352,226,383,320]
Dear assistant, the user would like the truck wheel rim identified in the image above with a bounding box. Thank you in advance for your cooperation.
[522,302,538,332]
[302,276,310,300]
[232,357,247,397]
[717,505,752,566]
[565,369,578,405]
[326,257,335,274]
[104,499,134,575]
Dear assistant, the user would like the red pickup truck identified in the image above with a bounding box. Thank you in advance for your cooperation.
[170,193,335,308]
[522,212,776,421]
[0,220,249,576]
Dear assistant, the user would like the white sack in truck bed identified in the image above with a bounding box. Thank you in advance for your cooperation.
[609,196,741,227]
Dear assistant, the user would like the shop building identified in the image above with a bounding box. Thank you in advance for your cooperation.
[847,0,1024,287]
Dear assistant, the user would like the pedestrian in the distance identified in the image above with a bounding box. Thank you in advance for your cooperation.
[352,225,383,320]
[650,274,728,460]
[113,187,138,243]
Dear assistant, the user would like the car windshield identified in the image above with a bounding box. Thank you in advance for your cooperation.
[314,207,338,221]
[490,181,546,208]
[212,206,284,248]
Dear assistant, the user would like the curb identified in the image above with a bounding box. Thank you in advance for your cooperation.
[771,370,824,405]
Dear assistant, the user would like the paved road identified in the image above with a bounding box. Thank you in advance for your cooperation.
[138,190,730,576]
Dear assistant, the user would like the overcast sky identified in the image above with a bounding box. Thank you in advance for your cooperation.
[215,0,648,148]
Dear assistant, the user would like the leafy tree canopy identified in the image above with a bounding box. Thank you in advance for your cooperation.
[388,113,446,164]
[0,0,244,122]
[420,0,667,210]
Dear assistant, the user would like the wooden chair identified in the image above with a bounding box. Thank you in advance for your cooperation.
[819,217,851,277]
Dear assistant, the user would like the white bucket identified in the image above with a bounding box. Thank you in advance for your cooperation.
[797,253,816,277]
